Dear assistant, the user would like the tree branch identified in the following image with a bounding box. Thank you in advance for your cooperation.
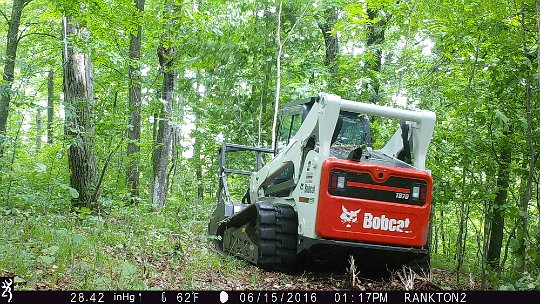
[0,9,8,23]
[18,32,58,43]
[281,1,310,47]
[487,119,502,167]
[92,132,126,203]
[21,0,34,10]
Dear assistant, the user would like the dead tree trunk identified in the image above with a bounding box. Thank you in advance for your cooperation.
[0,0,28,154]
[47,70,54,144]
[62,16,99,208]
[126,0,145,197]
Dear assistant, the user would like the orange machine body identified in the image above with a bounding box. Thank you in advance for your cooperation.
[315,158,432,248]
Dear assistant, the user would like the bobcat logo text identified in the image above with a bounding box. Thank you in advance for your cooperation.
[339,206,412,233]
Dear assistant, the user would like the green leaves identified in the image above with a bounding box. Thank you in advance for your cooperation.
[35,162,47,173]
[59,183,80,199]
[72,234,85,245]
[494,109,509,126]
[14,276,26,284]
[120,261,137,279]
[69,188,80,199]
[38,255,55,265]
[42,245,60,255]
[38,245,59,265]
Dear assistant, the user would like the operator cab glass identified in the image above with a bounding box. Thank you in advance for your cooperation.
[330,111,371,159]
[272,104,308,197]
[275,105,307,154]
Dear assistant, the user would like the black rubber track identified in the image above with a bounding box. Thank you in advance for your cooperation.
[218,202,298,272]
[256,202,298,271]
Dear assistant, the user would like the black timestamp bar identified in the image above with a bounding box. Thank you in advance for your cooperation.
[3,290,540,304]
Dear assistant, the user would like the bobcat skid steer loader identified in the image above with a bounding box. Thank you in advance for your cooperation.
[208,93,436,273]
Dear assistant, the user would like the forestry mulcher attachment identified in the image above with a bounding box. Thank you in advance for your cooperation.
[208,93,436,273]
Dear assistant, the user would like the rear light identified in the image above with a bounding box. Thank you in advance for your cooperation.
[337,176,345,189]
[330,174,338,189]
[419,184,427,200]
[411,183,427,201]
[330,171,346,190]
[412,186,420,199]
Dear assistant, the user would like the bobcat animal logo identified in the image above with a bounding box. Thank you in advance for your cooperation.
[340,205,361,228]
[1,278,12,303]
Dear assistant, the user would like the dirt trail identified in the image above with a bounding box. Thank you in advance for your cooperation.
[194,265,453,291]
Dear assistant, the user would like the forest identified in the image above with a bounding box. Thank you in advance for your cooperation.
[0,0,539,292]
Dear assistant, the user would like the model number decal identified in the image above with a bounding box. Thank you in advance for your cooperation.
[396,192,409,199]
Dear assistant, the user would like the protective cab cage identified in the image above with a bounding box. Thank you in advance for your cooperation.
[215,143,273,218]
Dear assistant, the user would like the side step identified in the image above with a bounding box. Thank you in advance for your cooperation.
[218,202,298,271]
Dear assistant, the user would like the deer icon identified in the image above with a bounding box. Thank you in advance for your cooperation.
[1,278,12,303]
[340,205,361,228]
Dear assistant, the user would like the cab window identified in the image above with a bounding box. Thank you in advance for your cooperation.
[276,106,303,153]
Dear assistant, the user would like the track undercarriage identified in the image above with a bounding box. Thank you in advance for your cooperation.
[216,202,298,271]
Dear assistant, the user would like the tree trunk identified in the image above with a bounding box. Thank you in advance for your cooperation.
[193,118,203,200]
[514,85,536,273]
[513,0,539,274]
[152,90,159,146]
[152,111,158,143]
[152,54,174,207]
[62,16,99,208]
[365,8,387,105]
[270,1,282,151]
[47,70,54,144]
[481,193,491,287]
[168,98,183,194]
[428,196,435,250]
[318,7,339,90]
[126,0,145,197]
[194,140,203,200]
[456,167,471,282]
[35,108,42,149]
[440,207,447,256]
[486,130,512,273]
[534,0,540,262]
[152,2,176,207]
[0,0,26,154]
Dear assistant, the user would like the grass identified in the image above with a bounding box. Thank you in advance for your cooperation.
[0,197,257,290]
[1,193,506,291]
